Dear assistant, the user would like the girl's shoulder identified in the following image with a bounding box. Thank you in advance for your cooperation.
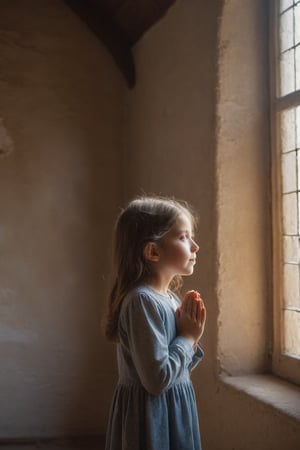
[121,285,180,316]
[123,285,162,308]
[119,285,160,322]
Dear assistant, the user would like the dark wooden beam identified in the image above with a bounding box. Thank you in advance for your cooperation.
[64,0,136,88]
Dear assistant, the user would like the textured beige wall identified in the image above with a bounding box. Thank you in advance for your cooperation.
[0,0,123,438]
[217,0,270,376]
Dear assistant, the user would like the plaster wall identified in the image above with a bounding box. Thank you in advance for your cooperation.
[0,0,123,438]
[217,0,270,376]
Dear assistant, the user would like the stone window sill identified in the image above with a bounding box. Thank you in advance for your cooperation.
[220,374,300,423]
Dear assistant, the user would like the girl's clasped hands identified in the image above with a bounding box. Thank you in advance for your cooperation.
[176,290,206,349]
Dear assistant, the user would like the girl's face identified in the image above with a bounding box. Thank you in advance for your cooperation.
[157,213,199,277]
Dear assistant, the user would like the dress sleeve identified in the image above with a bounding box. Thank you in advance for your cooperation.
[189,343,204,371]
[119,292,195,395]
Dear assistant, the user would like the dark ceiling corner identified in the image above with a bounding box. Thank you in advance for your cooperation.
[64,0,176,88]
[64,0,135,88]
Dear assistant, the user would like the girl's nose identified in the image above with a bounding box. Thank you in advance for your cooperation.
[191,239,199,253]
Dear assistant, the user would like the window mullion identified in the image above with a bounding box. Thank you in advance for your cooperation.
[274,89,300,111]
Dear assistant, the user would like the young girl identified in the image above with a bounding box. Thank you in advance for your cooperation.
[104,195,206,450]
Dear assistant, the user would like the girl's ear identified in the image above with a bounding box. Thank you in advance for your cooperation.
[143,242,160,262]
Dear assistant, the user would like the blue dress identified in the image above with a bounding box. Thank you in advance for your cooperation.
[105,285,204,450]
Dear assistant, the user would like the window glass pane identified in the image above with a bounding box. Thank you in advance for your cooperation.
[282,151,297,192]
[280,0,293,12]
[296,45,300,90]
[283,310,300,356]
[283,263,299,307]
[283,192,298,234]
[280,9,294,52]
[280,108,296,152]
[297,150,300,190]
[283,235,300,262]
[295,4,300,45]
[297,106,300,149]
[297,193,300,235]
[283,264,300,308]
[280,49,295,95]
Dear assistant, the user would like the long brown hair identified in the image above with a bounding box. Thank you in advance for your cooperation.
[104,195,196,341]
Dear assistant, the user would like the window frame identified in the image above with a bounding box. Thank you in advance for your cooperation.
[271,0,300,386]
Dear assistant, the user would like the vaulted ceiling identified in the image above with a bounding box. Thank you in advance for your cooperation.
[64,0,176,87]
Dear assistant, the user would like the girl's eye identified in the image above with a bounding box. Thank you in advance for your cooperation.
[179,231,194,241]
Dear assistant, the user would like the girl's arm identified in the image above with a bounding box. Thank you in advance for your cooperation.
[119,292,198,395]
